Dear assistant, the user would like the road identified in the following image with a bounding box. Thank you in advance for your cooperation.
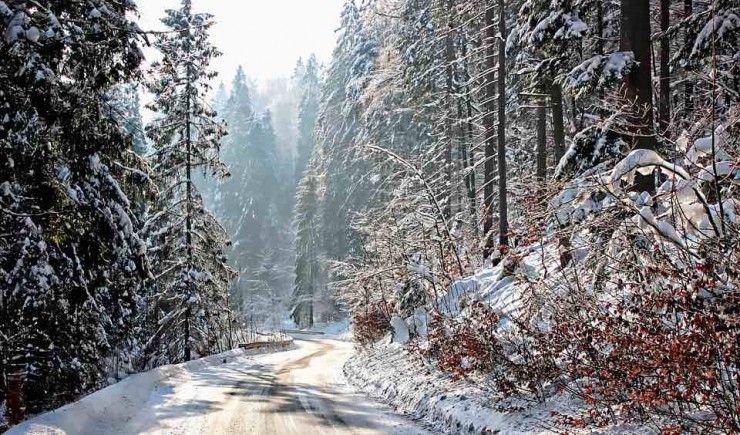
[11,337,431,435]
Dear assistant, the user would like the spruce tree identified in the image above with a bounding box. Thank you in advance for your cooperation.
[291,171,322,328]
[144,0,234,364]
[0,0,148,412]
[295,55,321,182]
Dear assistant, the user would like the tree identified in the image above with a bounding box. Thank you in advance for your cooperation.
[620,0,657,193]
[107,83,149,155]
[316,1,377,262]
[658,0,671,136]
[497,0,509,247]
[0,0,149,413]
[483,4,497,257]
[295,54,321,182]
[145,0,234,364]
[620,0,657,152]
[291,171,322,328]
[513,0,590,172]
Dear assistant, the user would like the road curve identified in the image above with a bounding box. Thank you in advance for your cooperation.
[11,337,431,435]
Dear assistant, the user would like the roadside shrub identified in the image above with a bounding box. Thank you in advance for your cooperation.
[422,302,559,402]
[545,253,740,432]
[352,300,392,346]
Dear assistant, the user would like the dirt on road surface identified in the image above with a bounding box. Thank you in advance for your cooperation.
[10,337,431,435]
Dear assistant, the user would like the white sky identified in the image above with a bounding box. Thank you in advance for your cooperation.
[137,0,346,86]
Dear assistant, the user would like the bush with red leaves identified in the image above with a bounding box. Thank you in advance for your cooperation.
[352,300,392,346]
[540,254,740,432]
[421,302,559,402]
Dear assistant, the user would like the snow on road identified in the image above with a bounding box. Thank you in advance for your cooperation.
[9,337,430,435]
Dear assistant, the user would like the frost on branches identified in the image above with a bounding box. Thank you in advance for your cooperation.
[417,124,740,432]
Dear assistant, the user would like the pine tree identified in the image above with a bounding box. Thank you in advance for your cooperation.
[144,0,234,364]
[217,66,254,232]
[0,0,149,412]
[291,171,322,328]
[317,1,377,261]
[512,0,589,175]
[295,55,321,182]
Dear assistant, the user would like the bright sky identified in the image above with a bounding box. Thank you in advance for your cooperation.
[137,0,346,86]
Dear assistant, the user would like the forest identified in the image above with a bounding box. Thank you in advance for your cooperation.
[1,0,739,433]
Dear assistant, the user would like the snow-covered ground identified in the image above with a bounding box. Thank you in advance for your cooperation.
[7,337,430,435]
[340,242,649,434]
[313,318,352,339]
[344,338,643,434]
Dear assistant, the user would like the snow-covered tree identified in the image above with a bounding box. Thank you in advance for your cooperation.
[144,0,234,364]
[0,0,149,413]
[291,170,323,328]
[295,55,321,182]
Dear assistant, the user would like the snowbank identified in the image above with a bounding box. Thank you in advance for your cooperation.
[6,340,294,435]
[344,339,641,434]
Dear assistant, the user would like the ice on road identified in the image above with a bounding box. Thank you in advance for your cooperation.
[10,337,430,435]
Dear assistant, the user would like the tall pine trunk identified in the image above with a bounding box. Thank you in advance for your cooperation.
[483,5,496,257]
[659,0,671,136]
[536,106,547,180]
[184,30,194,363]
[497,0,508,247]
[551,83,566,163]
[684,0,694,118]
[461,32,478,235]
[443,0,455,220]
[621,0,657,191]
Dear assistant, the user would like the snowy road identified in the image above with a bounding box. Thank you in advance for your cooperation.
[11,337,430,435]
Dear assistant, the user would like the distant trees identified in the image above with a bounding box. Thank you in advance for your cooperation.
[290,56,324,328]
[107,83,149,156]
[290,2,376,327]
[144,0,234,364]
[295,55,321,182]
[291,172,322,328]
[212,66,295,328]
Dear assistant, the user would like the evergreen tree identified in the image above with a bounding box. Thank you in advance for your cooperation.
[0,0,149,412]
[291,171,322,328]
[295,54,321,182]
[144,0,234,364]
[317,1,377,261]
[290,1,379,324]
[216,66,254,230]
[213,82,228,120]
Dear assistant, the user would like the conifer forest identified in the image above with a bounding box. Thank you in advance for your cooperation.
[1,0,740,433]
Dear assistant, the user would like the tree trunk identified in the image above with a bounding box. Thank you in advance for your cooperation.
[443,0,455,220]
[184,29,194,362]
[536,106,547,180]
[497,0,508,247]
[483,5,496,257]
[596,1,606,119]
[551,83,566,164]
[461,31,478,235]
[684,0,694,118]
[621,0,657,191]
[659,0,671,136]
[184,106,193,361]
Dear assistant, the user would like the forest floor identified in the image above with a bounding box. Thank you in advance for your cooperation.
[7,336,430,435]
